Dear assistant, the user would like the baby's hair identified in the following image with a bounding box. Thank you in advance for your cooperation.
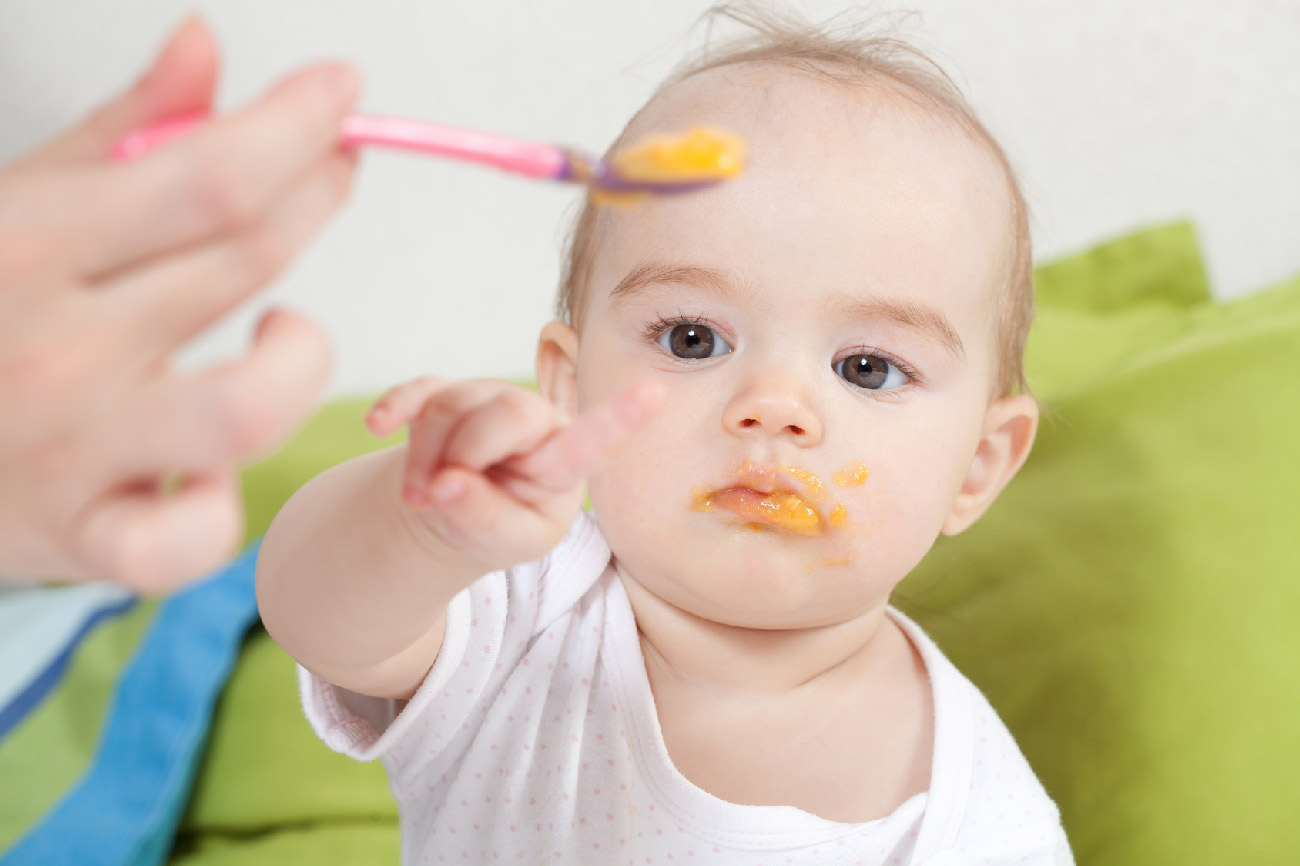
[558,2,1035,398]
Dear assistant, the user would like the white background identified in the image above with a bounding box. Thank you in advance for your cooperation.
[2,1,1296,397]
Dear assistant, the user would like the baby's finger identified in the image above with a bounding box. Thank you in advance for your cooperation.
[441,389,560,473]
[504,380,663,501]
[366,376,448,437]
[77,470,242,594]
[423,466,556,571]
[402,383,505,506]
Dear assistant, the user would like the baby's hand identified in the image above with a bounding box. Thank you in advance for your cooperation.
[365,377,661,573]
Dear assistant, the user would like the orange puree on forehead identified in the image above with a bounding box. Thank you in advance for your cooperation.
[611,126,746,182]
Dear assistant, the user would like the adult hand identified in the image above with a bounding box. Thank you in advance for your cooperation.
[0,17,361,591]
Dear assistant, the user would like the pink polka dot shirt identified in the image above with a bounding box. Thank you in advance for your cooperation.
[301,513,1072,865]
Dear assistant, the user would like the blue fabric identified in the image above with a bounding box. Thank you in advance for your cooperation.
[0,593,135,743]
[2,543,262,866]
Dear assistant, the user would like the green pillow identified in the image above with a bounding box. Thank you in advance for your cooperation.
[175,222,1300,864]
[898,222,1300,864]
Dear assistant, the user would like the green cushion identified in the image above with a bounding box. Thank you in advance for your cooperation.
[898,222,1300,864]
[175,222,1300,863]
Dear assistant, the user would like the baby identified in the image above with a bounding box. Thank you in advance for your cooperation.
[258,8,1073,864]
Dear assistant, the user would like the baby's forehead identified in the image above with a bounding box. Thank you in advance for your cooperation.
[642,63,992,158]
[626,62,1012,225]
[605,64,1016,285]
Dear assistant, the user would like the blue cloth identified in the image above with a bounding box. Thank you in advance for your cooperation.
[2,543,262,866]
[0,581,136,742]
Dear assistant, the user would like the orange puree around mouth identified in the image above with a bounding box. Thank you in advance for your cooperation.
[694,462,861,537]
[693,488,822,536]
[611,126,746,182]
[833,462,870,487]
[747,493,822,536]
[779,466,826,502]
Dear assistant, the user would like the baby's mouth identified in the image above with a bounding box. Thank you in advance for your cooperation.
[693,462,834,537]
[699,486,824,536]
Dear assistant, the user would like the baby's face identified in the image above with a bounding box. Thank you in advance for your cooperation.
[560,66,1018,629]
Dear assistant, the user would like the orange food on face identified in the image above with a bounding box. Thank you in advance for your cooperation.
[832,462,870,487]
[780,466,827,503]
[694,488,822,536]
[693,462,861,537]
[610,126,746,182]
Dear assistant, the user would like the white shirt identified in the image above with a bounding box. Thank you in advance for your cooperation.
[302,512,1073,865]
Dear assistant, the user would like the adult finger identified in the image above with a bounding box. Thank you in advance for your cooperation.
[111,307,332,474]
[75,59,359,278]
[77,470,243,594]
[503,380,662,502]
[96,148,356,360]
[14,16,218,171]
[441,389,561,473]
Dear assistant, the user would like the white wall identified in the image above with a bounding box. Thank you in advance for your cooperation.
[2,1,1296,396]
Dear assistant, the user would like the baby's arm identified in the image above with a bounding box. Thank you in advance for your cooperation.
[256,377,660,701]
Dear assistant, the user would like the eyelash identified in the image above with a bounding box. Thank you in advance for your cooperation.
[838,345,925,388]
[640,314,925,387]
[640,314,721,349]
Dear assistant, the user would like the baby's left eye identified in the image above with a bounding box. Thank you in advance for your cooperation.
[834,353,910,391]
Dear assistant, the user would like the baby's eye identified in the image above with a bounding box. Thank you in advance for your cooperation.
[657,322,733,360]
[835,352,910,391]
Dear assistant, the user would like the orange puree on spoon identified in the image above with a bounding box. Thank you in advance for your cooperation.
[611,126,746,182]
[593,126,746,207]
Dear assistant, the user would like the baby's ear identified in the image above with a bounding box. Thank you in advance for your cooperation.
[536,321,580,419]
[942,394,1039,536]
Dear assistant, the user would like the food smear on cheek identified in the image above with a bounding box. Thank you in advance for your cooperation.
[833,462,870,487]
[805,556,855,573]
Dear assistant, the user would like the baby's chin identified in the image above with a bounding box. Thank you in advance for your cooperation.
[608,531,894,631]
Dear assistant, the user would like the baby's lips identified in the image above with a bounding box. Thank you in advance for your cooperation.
[696,486,825,536]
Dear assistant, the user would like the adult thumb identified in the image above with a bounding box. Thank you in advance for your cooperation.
[28,15,219,167]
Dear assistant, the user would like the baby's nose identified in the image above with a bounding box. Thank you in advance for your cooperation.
[722,383,823,444]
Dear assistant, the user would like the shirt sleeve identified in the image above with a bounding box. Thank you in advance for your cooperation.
[298,513,609,795]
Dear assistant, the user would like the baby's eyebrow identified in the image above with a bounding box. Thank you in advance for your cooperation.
[828,295,966,361]
[609,262,743,305]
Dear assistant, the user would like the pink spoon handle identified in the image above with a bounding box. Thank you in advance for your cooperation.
[112,112,567,180]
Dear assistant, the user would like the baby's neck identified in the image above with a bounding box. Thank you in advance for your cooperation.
[616,565,898,698]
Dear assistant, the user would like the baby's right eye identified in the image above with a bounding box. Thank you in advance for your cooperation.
[656,321,733,360]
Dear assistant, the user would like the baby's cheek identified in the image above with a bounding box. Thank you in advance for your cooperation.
[838,475,949,564]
